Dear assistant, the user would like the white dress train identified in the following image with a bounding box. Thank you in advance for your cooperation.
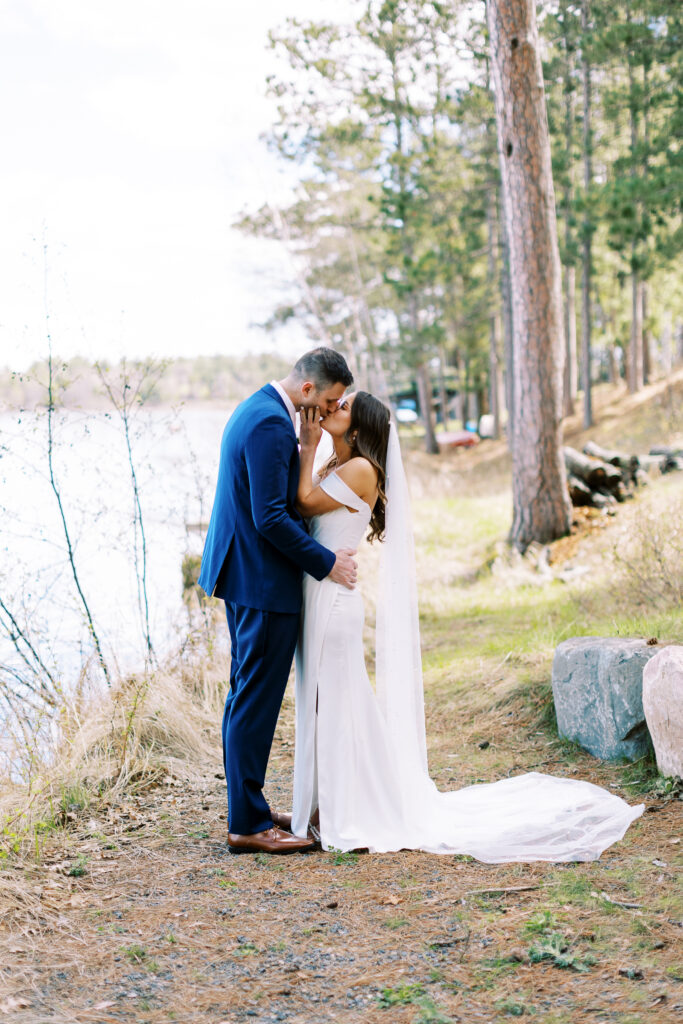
[291,469,644,863]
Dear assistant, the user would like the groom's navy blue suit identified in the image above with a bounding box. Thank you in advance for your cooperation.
[198,384,335,834]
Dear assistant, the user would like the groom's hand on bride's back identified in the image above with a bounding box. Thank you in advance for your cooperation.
[329,548,357,589]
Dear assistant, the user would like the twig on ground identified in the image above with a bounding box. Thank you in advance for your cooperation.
[463,884,541,896]
[591,890,643,910]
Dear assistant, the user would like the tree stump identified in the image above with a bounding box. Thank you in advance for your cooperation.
[552,637,660,760]
[643,646,683,779]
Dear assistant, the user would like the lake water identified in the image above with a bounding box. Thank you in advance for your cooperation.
[0,405,233,688]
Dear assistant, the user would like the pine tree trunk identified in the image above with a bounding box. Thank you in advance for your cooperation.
[451,348,465,426]
[489,345,503,438]
[454,390,465,428]
[627,29,643,395]
[499,193,515,447]
[629,267,644,393]
[342,326,362,388]
[561,0,577,419]
[642,281,651,383]
[623,340,631,388]
[607,345,620,384]
[580,0,593,428]
[346,231,392,405]
[563,264,578,417]
[416,362,439,454]
[478,382,489,417]
[487,0,571,551]
[438,353,449,429]
[641,61,651,386]
[463,352,471,412]
[487,187,502,438]
[661,311,673,374]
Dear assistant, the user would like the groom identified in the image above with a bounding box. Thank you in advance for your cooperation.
[198,348,356,854]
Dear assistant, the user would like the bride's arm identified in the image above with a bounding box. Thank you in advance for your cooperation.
[296,407,343,516]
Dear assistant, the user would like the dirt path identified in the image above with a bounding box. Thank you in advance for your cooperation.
[2,710,681,1024]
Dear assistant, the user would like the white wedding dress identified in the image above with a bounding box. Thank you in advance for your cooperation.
[291,434,643,862]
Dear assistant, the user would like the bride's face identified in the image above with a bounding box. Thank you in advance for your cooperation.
[321,392,355,437]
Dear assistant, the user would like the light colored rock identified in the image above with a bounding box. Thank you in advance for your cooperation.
[552,637,660,761]
[643,646,683,779]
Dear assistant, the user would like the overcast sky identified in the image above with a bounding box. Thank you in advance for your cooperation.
[0,0,356,371]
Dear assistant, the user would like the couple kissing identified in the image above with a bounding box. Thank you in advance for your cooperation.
[198,348,642,863]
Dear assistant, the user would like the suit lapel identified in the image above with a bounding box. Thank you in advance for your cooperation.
[261,384,296,438]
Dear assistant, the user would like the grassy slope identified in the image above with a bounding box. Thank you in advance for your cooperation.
[0,375,682,1023]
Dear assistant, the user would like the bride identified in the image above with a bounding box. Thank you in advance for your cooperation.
[287,391,643,862]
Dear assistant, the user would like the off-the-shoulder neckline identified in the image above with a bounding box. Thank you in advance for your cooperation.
[324,468,371,512]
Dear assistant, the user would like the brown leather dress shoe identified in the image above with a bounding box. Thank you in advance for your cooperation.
[270,810,292,831]
[227,826,315,855]
[269,812,322,846]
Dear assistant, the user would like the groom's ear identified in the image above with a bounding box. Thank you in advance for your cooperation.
[300,380,315,400]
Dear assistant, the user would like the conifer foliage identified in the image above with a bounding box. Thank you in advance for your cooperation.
[238,0,682,543]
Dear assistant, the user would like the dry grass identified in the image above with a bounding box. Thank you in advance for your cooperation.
[0,627,228,861]
[610,482,683,611]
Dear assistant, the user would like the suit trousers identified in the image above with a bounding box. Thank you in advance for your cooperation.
[222,602,299,835]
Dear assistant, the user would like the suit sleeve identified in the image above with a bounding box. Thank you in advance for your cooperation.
[244,417,336,581]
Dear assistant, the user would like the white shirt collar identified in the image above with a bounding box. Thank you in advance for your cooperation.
[270,380,297,431]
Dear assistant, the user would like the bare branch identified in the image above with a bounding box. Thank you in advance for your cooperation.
[43,244,111,686]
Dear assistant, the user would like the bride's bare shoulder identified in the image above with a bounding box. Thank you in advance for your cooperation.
[336,457,378,490]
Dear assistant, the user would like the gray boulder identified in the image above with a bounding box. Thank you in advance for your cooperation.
[643,646,683,779]
[552,637,660,761]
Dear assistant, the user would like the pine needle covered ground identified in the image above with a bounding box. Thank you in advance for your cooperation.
[1,376,682,1023]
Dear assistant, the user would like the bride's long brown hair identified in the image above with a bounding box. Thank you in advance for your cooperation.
[324,391,391,542]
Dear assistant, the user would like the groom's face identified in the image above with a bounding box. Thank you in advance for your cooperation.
[299,380,347,417]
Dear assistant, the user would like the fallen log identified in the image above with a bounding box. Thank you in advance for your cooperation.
[612,481,632,503]
[564,447,606,489]
[591,492,613,509]
[647,446,683,473]
[564,447,623,493]
[568,474,593,506]
[567,474,611,508]
[662,455,683,474]
[638,454,666,473]
[583,441,639,483]
[649,445,683,458]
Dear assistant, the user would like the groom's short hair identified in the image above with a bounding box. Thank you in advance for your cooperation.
[293,348,353,390]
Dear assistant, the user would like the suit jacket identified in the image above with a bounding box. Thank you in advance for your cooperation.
[198,384,335,613]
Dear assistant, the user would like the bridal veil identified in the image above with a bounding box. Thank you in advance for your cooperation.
[370,423,643,861]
